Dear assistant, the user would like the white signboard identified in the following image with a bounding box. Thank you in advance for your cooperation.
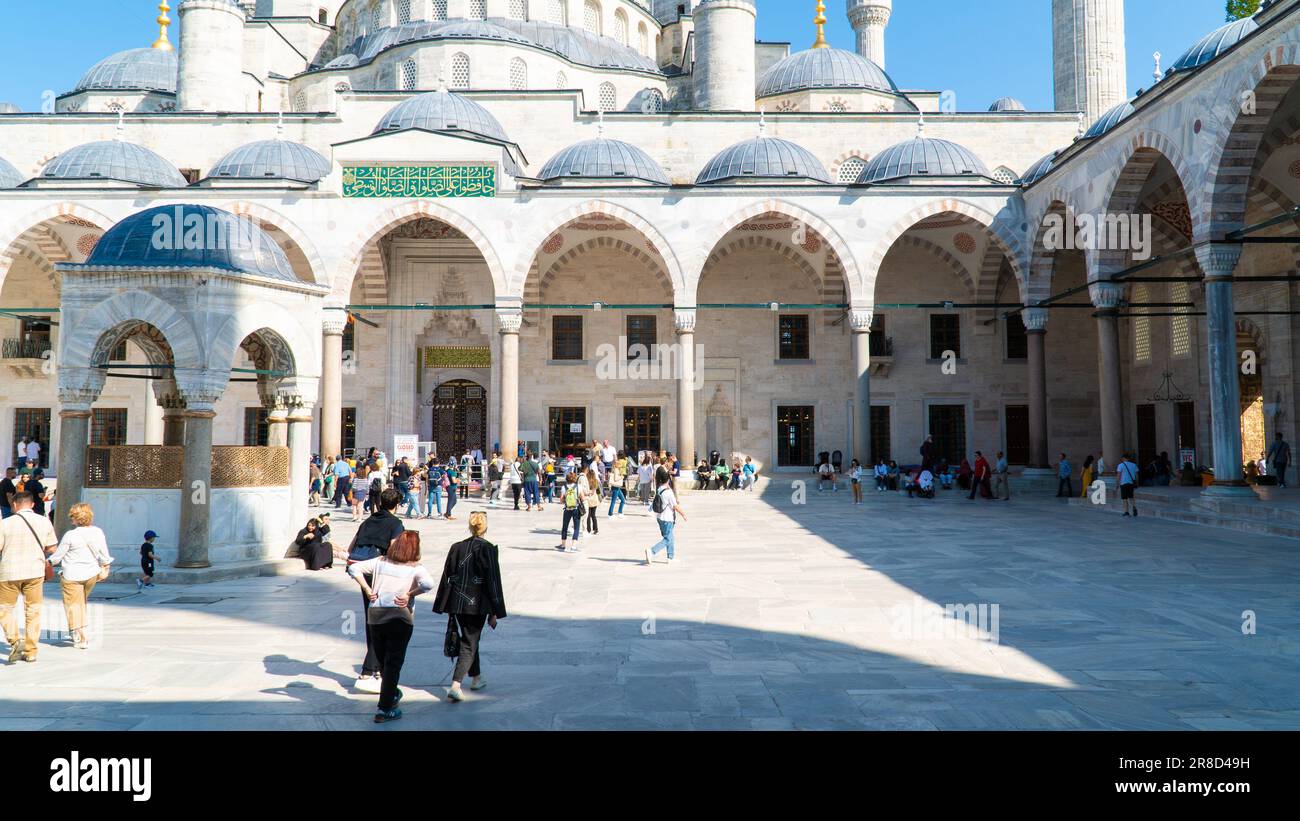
[393,435,419,462]
[570,422,583,434]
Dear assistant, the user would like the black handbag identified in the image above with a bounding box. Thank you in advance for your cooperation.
[443,615,461,658]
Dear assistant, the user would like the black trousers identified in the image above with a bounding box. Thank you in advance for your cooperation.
[968,475,988,499]
[359,575,379,676]
[453,613,488,682]
[1057,477,1073,497]
[512,484,522,509]
[586,505,598,533]
[371,618,413,711]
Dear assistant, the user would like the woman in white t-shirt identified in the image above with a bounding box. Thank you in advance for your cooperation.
[637,456,654,505]
[48,503,113,650]
[644,466,687,565]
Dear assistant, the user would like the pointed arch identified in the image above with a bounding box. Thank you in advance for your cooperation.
[0,202,116,295]
[59,291,204,372]
[221,201,328,286]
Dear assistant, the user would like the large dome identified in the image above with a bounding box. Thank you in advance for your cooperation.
[83,204,297,282]
[540,138,669,184]
[1170,17,1259,73]
[373,89,510,143]
[74,48,178,94]
[858,137,990,183]
[206,139,332,183]
[697,137,831,185]
[757,47,897,98]
[0,156,24,188]
[1083,100,1135,139]
[38,140,188,188]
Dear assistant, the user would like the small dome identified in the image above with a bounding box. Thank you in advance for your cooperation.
[757,47,898,98]
[1083,100,1135,138]
[38,140,187,188]
[373,89,509,143]
[74,48,178,94]
[858,136,990,183]
[540,138,669,184]
[697,137,831,185]
[989,96,1026,112]
[1019,150,1059,186]
[0,102,21,114]
[1171,16,1259,72]
[0,156,25,188]
[206,139,332,183]
[84,204,297,282]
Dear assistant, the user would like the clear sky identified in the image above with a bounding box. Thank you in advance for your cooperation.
[0,0,1239,113]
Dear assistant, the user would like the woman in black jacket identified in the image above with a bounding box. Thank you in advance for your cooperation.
[433,510,507,702]
[294,516,333,571]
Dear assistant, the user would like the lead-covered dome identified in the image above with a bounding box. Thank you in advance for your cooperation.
[0,156,24,188]
[206,139,332,183]
[989,96,1026,112]
[74,48,178,93]
[373,89,510,143]
[757,47,898,98]
[1019,150,1059,186]
[540,138,669,185]
[858,136,990,183]
[1082,100,1135,139]
[83,204,297,282]
[38,140,187,188]
[697,137,831,185]
[1171,16,1259,73]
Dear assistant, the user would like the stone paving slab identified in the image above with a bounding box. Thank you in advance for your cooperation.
[3,486,1300,730]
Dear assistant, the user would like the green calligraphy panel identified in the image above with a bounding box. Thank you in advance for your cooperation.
[343,165,496,198]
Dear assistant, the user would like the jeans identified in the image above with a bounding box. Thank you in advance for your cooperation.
[649,519,675,559]
[561,508,582,541]
[0,506,9,519]
[452,613,487,683]
[445,490,457,517]
[523,480,540,506]
[371,618,413,711]
[333,476,351,509]
[968,475,989,499]
[607,487,626,516]
[428,487,443,517]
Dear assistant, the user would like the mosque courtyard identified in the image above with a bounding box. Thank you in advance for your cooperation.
[3,485,1299,731]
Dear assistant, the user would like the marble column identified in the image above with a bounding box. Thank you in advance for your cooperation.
[498,309,522,458]
[850,309,872,464]
[287,403,314,530]
[143,379,165,445]
[156,381,187,446]
[320,309,347,459]
[177,405,215,568]
[1197,245,1252,494]
[266,406,289,448]
[1024,307,1051,469]
[676,309,697,465]
[54,369,104,537]
[1093,283,1125,472]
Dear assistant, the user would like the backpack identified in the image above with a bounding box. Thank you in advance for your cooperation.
[564,483,580,510]
[652,487,667,514]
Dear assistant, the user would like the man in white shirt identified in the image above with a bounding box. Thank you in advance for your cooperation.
[25,439,40,469]
[0,491,58,663]
[817,460,837,492]
[15,438,27,467]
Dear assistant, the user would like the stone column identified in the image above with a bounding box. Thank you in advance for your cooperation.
[54,368,105,537]
[1093,283,1125,472]
[850,309,872,464]
[320,308,347,459]
[156,381,187,446]
[143,379,165,445]
[498,309,522,458]
[175,376,225,569]
[287,403,314,530]
[266,405,289,448]
[1197,245,1252,495]
[1024,307,1051,469]
[676,309,697,465]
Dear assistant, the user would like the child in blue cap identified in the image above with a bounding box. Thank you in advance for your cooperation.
[138,531,158,589]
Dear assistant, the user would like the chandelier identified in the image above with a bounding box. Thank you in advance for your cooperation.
[1149,370,1191,403]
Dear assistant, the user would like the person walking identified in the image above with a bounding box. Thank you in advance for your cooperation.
[1055,453,1073,498]
[331,454,353,511]
[48,503,113,650]
[968,451,991,500]
[348,531,434,723]
[443,460,460,520]
[1118,453,1140,517]
[742,456,757,491]
[637,455,654,505]
[644,466,687,566]
[607,455,627,518]
[919,435,936,472]
[582,467,601,535]
[0,491,57,663]
[849,459,863,504]
[520,452,539,512]
[309,461,323,506]
[433,511,507,703]
[350,464,370,522]
[0,467,16,519]
[426,458,445,519]
[1268,434,1292,488]
[138,530,158,589]
[27,471,48,517]
[344,487,405,694]
[1080,454,1095,498]
[558,472,583,552]
[991,451,1011,501]
[506,457,523,510]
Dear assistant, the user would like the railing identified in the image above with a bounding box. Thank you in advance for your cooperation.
[86,445,290,488]
[1,338,52,359]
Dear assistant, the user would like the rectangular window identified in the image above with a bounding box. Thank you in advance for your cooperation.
[1005,405,1029,465]
[13,409,51,460]
[778,315,810,360]
[869,316,891,357]
[90,408,128,446]
[110,339,128,361]
[927,404,967,466]
[776,405,815,467]
[15,317,53,359]
[870,405,891,464]
[548,407,586,455]
[552,315,583,361]
[626,315,657,361]
[342,407,357,456]
[1005,315,1028,360]
[243,407,269,447]
[929,314,961,360]
[342,321,355,363]
[623,406,661,454]
[1136,403,1157,470]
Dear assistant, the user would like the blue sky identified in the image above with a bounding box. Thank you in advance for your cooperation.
[0,0,1237,112]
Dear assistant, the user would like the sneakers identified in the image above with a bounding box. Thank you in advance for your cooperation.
[355,675,382,694]
[145,583,156,589]
[470,677,487,691]
[136,579,143,591]
[446,686,465,702]
[373,708,402,724]
[644,546,653,566]
[7,643,21,664]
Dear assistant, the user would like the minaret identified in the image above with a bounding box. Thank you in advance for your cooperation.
[847,0,891,69]
[691,0,757,112]
[1053,0,1127,123]
[177,0,248,112]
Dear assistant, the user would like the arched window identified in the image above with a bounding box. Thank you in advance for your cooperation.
[639,22,650,56]
[549,0,566,25]
[836,156,867,184]
[598,81,617,112]
[451,52,471,89]
[614,9,629,45]
[640,88,665,113]
[584,0,602,35]
[992,165,1018,184]
[509,57,528,90]
[1170,281,1191,357]
[509,0,527,20]
[396,0,411,24]
[556,71,568,88]
[400,58,418,91]
[468,0,486,19]
[370,1,385,30]
[318,8,329,25]
[431,0,448,20]
[1133,285,1151,363]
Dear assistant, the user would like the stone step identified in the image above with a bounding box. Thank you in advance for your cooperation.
[104,558,306,585]
[1070,495,1300,540]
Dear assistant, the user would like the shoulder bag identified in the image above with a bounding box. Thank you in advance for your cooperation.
[17,514,54,582]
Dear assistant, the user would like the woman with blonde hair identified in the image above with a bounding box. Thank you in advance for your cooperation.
[48,502,113,650]
[582,467,601,535]
[433,511,507,702]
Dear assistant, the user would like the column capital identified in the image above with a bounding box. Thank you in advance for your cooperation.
[674,308,697,333]
[497,309,523,334]
[1195,244,1243,281]
[173,368,228,413]
[287,405,316,423]
[322,307,349,336]
[57,366,106,412]
[848,309,873,333]
[1090,281,1123,311]
[1022,307,1049,332]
